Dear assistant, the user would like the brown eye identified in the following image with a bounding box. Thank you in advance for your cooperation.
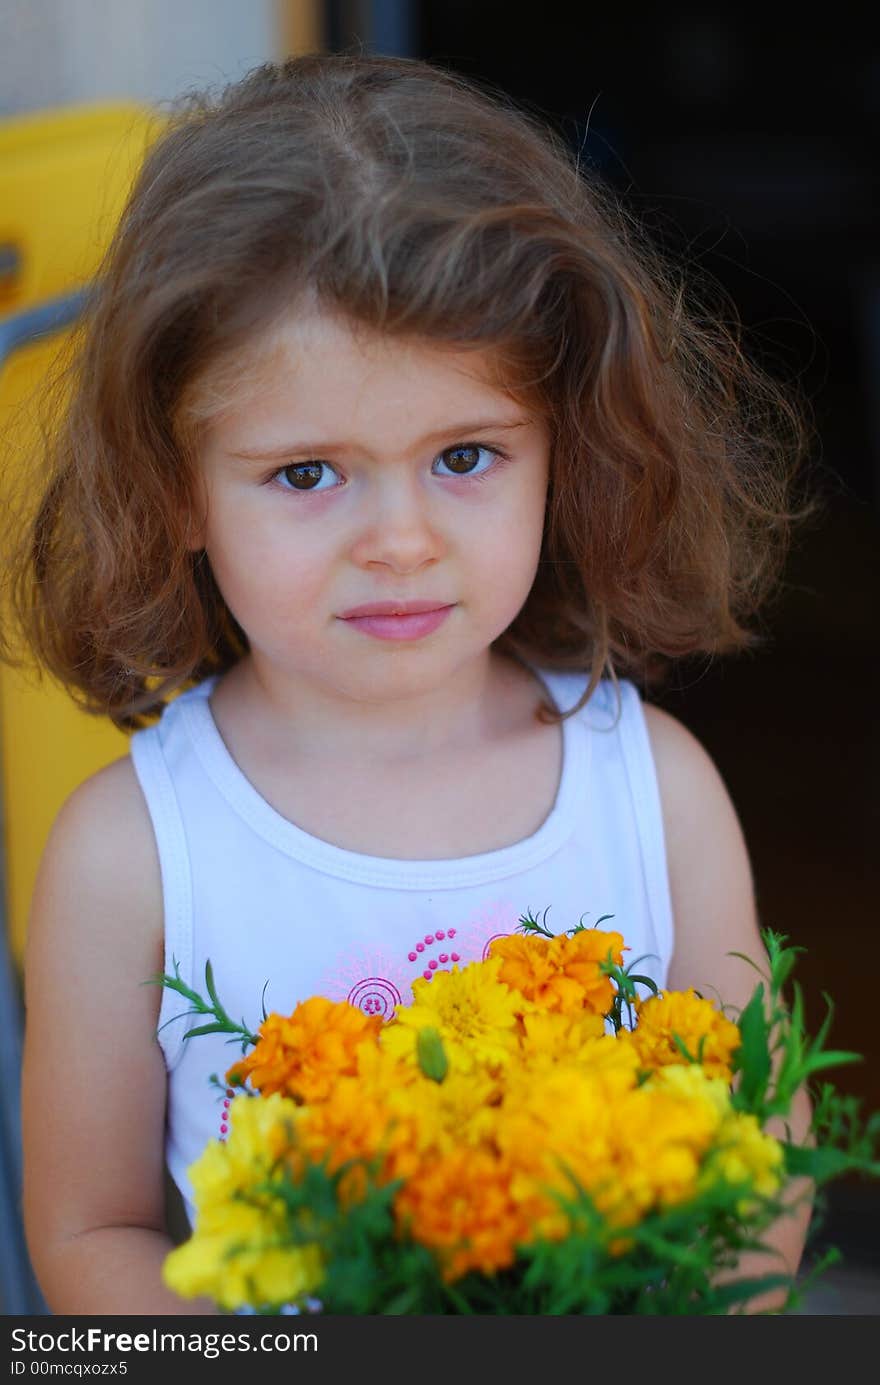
[284,463,322,489]
[433,444,499,480]
[274,460,341,492]
[442,445,480,475]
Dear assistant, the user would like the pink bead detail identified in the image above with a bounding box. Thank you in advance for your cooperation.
[425,935,434,944]
[451,952,460,962]
[408,951,417,962]
[423,970,433,981]
[448,928,456,937]
[439,953,448,963]
[416,942,425,953]
[220,1123,228,1134]
[436,930,446,940]
[428,959,438,970]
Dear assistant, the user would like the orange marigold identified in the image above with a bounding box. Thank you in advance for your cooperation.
[226,996,383,1103]
[490,928,625,1016]
[627,989,742,1081]
[394,1146,532,1282]
[297,1045,424,1189]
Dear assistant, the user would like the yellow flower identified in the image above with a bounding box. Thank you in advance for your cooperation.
[163,1092,323,1310]
[188,1090,302,1209]
[496,1062,737,1238]
[515,1009,609,1069]
[705,1110,785,1213]
[226,996,384,1102]
[164,1215,323,1311]
[295,1042,493,1196]
[496,1063,619,1238]
[627,989,741,1081]
[380,957,521,1072]
[575,1033,645,1086]
[490,929,625,1016]
[389,1062,502,1158]
[649,1060,733,1121]
[296,1048,421,1192]
[602,1064,727,1221]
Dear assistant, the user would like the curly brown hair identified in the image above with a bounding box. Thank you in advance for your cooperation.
[0,51,824,731]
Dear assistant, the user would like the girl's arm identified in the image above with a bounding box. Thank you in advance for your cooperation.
[21,757,217,1315]
[644,702,814,1313]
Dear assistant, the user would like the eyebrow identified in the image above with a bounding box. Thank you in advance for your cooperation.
[229,416,535,462]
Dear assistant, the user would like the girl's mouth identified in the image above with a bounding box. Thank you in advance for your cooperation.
[340,605,455,641]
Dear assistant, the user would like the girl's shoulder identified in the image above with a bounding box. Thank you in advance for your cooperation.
[637,697,768,1011]
[28,753,164,983]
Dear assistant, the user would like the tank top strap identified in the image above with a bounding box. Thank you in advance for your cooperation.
[130,705,198,1072]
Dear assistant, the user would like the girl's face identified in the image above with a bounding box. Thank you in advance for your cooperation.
[191,306,551,708]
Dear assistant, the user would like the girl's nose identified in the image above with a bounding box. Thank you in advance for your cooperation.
[350,472,445,573]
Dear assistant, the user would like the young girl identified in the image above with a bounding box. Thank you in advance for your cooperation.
[5,52,820,1315]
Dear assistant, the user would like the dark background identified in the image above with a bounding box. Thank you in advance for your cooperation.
[334,3,880,1270]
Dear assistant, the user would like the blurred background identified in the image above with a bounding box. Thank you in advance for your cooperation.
[1,1,877,1315]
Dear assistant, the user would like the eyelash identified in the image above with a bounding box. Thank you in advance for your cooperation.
[264,443,510,497]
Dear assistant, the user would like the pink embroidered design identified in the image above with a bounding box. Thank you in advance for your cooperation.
[408,928,461,982]
[313,898,522,1019]
[219,1086,235,1142]
[216,901,528,1135]
[346,976,403,1019]
[316,946,405,1019]
[441,899,520,968]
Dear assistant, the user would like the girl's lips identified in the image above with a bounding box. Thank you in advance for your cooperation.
[339,599,454,617]
[341,605,455,641]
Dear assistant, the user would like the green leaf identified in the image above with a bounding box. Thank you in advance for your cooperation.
[705,1272,795,1312]
[184,1021,234,1039]
[784,1142,880,1181]
[416,1027,448,1083]
[772,983,805,1104]
[670,1032,699,1064]
[626,973,660,996]
[726,950,769,980]
[517,907,556,939]
[205,960,222,1012]
[733,983,771,1110]
[801,1051,863,1076]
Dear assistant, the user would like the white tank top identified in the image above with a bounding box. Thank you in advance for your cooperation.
[129,664,675,1224]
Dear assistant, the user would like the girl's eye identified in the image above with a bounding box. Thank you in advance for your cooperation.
[271,459,342,493]
[431,444,499,481]
[269,443,503,494]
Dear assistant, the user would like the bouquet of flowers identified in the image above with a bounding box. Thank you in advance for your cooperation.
[156,912,879,1314]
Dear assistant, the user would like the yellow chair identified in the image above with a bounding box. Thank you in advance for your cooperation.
[0,102,163,1313]
[0,101,163,968]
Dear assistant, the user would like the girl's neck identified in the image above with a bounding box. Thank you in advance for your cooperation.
[210,649,541,771]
